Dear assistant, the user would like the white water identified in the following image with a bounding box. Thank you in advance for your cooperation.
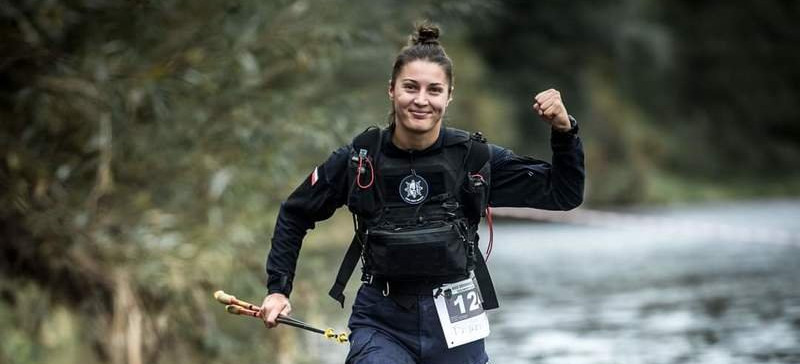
[486,199,800,364]
[311,199,800,363]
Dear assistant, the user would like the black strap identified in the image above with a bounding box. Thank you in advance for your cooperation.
[328,233,362,308]
[328,126,383,307]
[352,126,383,158]
[466,132,490,174]
[352,126,385,207]
[473,249,498,309]
[464,133,499,309]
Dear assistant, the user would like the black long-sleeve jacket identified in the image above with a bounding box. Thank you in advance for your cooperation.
[266,124,585,297]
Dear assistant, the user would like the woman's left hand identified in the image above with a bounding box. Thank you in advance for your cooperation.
[532,89,571,132]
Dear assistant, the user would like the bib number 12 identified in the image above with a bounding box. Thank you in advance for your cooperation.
[452,291,481,316]
[433,274,491,348]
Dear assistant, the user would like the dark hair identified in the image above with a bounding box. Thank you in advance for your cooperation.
[388,23,454,124]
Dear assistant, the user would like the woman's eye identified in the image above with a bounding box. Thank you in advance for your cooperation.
[429,88,442,95]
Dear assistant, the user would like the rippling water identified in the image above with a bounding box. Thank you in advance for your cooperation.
[486,199,800,364]
[312,199,800,363]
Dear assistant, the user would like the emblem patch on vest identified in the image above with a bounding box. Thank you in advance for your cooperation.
[399,174,429,204]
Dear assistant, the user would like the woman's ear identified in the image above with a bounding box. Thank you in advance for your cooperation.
[388,80,394,100]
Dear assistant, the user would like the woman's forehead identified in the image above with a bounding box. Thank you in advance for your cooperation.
[397,60,449,84]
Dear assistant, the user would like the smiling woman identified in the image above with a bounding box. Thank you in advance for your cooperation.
[388,25,454,150]
[389,60,451,149]
[260,22,585,364]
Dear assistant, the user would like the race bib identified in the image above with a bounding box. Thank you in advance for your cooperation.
[433,274,490,348]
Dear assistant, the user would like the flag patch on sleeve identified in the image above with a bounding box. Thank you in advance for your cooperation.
[310,167,319,186]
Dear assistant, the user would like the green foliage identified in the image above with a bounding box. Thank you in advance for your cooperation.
[659,0,800,177]
[1,1,504,363]
[469,0,800,204]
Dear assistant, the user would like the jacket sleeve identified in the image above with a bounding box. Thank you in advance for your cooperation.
[488,127,585,210]
[266,146,351,297]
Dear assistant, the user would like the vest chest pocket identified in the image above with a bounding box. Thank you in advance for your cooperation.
[366,223,468,281]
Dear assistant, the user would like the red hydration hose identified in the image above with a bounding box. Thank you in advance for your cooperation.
[356,156,374,189]
[485,206,494,261]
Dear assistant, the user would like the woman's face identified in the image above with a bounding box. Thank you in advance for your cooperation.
[389,60,452,137]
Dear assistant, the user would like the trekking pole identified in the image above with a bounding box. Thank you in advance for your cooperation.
[213,290,348,343]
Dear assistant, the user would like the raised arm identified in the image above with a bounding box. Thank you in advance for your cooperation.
[489,89,585,210]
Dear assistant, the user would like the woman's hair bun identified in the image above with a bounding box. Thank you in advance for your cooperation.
[411,23,440,46]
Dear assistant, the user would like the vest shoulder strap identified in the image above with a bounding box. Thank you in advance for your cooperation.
[439,126,491,175]
[329,126,383,307]
[443,126,470,146]
[352,125,383,157]
[463,131,498,309]
[465,131,490,175]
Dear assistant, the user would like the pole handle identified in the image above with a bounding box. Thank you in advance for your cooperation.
[214,290,260,311]
[214,289,349,344]
[226,304,260,318]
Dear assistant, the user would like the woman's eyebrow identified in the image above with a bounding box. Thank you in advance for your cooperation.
[401,79,444,87]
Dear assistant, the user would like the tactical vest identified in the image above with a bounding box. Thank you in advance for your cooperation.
[328,126,498,310]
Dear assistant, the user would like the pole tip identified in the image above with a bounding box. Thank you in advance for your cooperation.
[214,290,234,304]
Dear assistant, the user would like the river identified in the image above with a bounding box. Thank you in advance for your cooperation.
[315,199,800,363]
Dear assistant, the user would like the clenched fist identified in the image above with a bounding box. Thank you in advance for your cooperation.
[532,89,571,132]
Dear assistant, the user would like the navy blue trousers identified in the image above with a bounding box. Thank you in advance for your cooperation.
[345,284,488,364]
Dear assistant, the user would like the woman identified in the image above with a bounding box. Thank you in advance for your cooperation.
[260,23,584,364]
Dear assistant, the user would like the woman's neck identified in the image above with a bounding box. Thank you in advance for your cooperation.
[391,124,441,151]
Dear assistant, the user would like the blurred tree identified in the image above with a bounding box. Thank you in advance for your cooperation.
[0,0,502,363]
[660,0,800,178]
[469,0,800,204]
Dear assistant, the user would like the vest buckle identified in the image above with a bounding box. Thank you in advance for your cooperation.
[361,273,374,285]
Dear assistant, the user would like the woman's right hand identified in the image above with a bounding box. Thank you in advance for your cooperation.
[260,293,291,328]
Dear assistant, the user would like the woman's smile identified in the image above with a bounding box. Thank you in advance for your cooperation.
[409,109,432,118]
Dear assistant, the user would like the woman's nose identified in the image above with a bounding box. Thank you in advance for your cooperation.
[413,96,429,106]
